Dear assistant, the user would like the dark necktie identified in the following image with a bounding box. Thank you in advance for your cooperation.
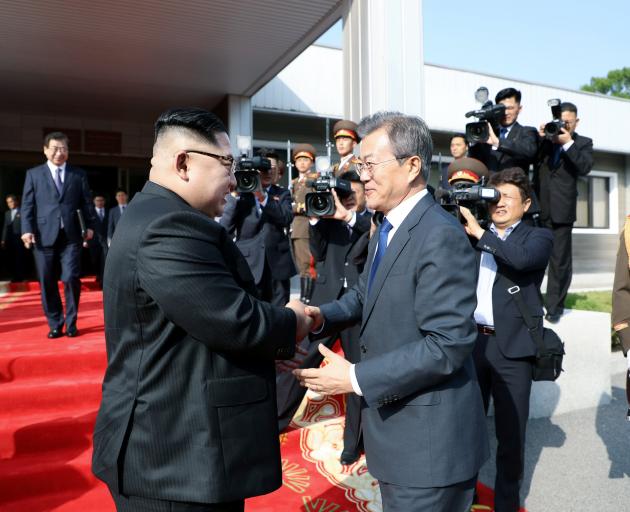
[98,209,104,221]
[54,168,63,194]
[551,144,562,168]
[499,127,508,141]
[367,217,393,293]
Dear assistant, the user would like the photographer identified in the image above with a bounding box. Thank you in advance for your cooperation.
[220,150,296,306]
[533,101,593,322]
[469,88,538,172]
[460,168,552,512]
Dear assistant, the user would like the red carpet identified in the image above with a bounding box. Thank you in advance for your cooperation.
[0,280,518,511]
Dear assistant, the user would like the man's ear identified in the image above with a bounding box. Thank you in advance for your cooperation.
[407,155,422,184]
[523,197,532,212]
[175,152,189,181]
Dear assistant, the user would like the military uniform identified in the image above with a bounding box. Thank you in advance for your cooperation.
[290,144,317,301]
[331,120,360,178]
[447,157,489,186]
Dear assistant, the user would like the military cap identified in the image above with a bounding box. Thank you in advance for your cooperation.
[292,143,316,161]
[333,120,359,142]
[447,157,489,184]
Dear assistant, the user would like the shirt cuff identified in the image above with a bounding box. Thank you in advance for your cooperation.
[349,364,363,396]
[309,218,319,226]
[562,140,575,151]
[346,211,357,227]
[311,319,325,334]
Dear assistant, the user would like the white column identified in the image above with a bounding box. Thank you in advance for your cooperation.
[227,95,253,155]
[342,0,424,121]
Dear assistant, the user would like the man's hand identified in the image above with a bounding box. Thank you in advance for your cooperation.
[326,190,353,223]
[304,305,324,332]
[21,233,35,249]
[555,126,572,146]
[254,190,268,204]
[293,344,354,395]
[538,123,547,138]
[86,228,94,240]
[486,122,500,147]
[276,342,309,373]
[286,299,313,341]
[460,206,485,240]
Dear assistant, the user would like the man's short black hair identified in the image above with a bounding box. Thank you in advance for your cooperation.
[44,131,69,147]
[495,88,522,104]
[154,107,227,146]
[5,194,18,202]
[115,188,128,195]
[561,102,578,115]
[450,133,467,144]
[488,167,532,201]
[93,192,106,199]
[340,170,361,183]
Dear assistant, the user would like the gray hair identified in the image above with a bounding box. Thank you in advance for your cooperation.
[357,111,432,182]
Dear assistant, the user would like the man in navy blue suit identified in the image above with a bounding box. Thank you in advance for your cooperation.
[460,168,553,511]
[21,132,95,338]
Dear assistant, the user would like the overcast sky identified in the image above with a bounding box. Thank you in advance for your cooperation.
[316,1,629,91]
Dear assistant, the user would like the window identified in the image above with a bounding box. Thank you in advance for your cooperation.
[574,170,618,234]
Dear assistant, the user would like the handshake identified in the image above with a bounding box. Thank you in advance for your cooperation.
[285,299,323,341]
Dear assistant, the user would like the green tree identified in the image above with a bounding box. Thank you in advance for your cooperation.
[581,67,630,99]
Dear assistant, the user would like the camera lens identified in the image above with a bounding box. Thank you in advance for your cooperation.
[306,192,334,216]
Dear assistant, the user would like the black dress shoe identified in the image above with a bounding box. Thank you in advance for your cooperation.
[48,328,63,339]
[545,312,561,323]
[66,327,79,338]
[340,449,361,465]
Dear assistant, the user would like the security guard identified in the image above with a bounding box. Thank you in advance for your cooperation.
[331,120,360,177]
[290,143,318,302]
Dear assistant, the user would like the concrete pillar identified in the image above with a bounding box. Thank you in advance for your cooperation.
[227,95,253,156]
[342,0,424,121]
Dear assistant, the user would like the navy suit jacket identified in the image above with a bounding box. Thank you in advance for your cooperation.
[469,122,538,172]
[21,163,94,247]
[474,222,553,358]
[317,193,488,487]
[220,185,296,283]
[107,205,124,242]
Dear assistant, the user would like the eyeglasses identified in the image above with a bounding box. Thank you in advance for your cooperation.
[48,146,68,154]
[185,150,236,174]
[355,156,411,177]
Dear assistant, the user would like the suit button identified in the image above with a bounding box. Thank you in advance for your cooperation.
[360,344,367,353]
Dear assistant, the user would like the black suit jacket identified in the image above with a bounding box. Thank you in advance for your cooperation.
[107,205,124,242]
[91,208,109,246]
[2,209,22,244]
[309,211,372,305]
[534,133,593,224]
[21,163,94,247]
[92,181,296,503]
[474,222,553,358]
[220,185,296,283]
[469,122,538,172]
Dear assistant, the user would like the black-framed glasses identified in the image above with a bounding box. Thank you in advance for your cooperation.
[185,150,236,174]
[355,156,412,177]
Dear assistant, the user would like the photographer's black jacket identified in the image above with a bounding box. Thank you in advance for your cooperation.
[474,222,553,358]
[469,122,538,172]
[533,132,593,224]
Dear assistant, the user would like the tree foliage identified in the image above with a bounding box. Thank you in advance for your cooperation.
[581,67,630,99]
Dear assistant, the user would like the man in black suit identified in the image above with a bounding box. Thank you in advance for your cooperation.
[92,107,311,512]
[469,88,538,173]
[295,112,488,511]
[1,194,28,281]
[460,168,553,512]
[107,188,128,246]
[88,193,108,288]
[21,132,94,338]
[220,150,296,306]
[533,102,593,322]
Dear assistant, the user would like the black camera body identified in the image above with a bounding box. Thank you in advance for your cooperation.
[465,102,506,143]
[437,181,500,228]
[543,98,567,138]
[305,174,352,216]
[235,156,271,193]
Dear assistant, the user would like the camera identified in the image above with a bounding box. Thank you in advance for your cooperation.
[234,156,271,193]
[437,181,500,228]
[465,87,506,143]
[543,98,567,138]
[304,157,352,216]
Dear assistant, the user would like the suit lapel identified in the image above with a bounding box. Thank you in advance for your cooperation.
[361,195,434,332]
[59,166,72,199]
[42,164,61,198]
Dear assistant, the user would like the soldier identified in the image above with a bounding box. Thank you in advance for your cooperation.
[331,120,360,177]
[290,144,318,302]
[447,157,489,186]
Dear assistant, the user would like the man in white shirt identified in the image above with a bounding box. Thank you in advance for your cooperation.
[294,112,488,512]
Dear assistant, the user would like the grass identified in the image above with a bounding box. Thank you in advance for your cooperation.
[564,291,612,314]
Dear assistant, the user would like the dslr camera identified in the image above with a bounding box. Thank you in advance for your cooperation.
[437,180,500,229]
[543,98,567,138]
[465,87,506,143]
[234,156,271,193]
[305,157,352,216]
